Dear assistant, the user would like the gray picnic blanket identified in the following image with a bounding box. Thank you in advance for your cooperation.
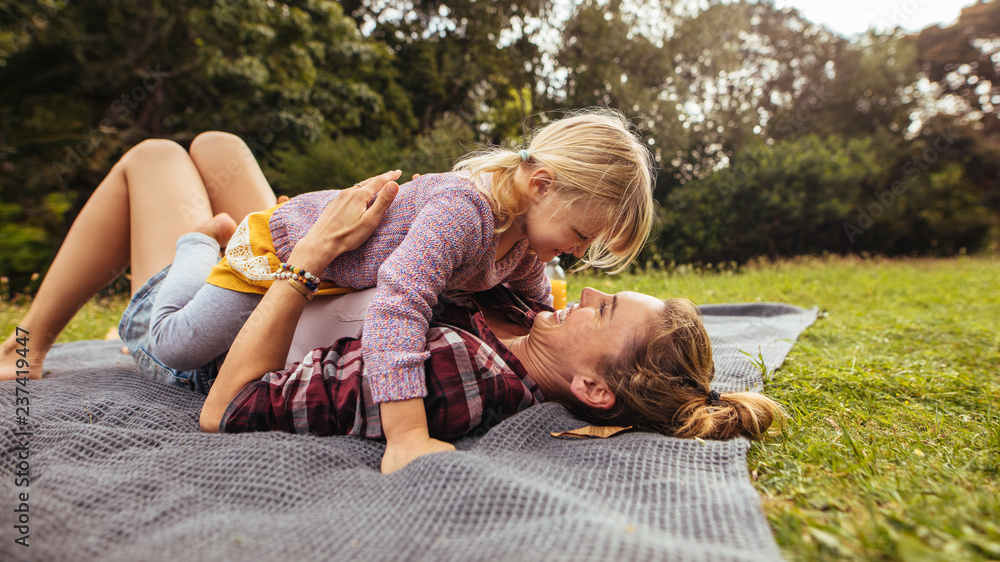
[0,302,816,561]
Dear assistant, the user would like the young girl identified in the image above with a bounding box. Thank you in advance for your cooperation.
[150,108,655,472]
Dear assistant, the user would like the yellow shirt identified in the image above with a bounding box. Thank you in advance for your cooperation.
[205,204,354,297]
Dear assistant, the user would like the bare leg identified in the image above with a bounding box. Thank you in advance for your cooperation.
[188,131,277,224]
[0,139,226,379]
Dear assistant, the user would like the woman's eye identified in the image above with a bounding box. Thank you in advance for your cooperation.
[599,303,607,316]
[575,230,588,241]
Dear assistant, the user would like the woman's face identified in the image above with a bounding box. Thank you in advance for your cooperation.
[530,287,664,370]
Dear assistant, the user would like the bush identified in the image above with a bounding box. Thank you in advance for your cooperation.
[658,133,993,263]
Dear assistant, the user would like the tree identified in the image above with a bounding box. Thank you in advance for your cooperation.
[551,0,679,197]
[0,0,412,287]
[660,134,887,263]
[912,0,1000,233]
[340,0,551,140]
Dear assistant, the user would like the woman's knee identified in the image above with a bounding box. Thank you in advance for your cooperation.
[121,138,190,168]
[189,132,254,192]
[189,131,250,162]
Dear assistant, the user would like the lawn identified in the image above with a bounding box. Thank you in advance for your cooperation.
[571,256,1000,561]
[3,256,998,560]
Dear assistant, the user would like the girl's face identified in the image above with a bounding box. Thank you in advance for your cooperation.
[521,175,606,263]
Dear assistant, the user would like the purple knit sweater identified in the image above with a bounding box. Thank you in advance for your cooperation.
[270,172,551,402]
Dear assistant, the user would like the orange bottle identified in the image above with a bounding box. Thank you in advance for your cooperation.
[545,258,567,310]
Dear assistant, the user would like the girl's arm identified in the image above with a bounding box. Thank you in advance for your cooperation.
[361,187,496,401]
[200,172,400,432]
[358,187,497,472]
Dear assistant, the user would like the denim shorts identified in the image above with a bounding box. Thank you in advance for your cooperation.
[118,265,219,394]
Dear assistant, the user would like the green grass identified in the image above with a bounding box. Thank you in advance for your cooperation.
[1,294,130,344]
[2,256,998,559]
[570,256,1000,561]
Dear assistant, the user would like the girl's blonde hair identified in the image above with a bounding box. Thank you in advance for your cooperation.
[453,108,655,274]
[577,298,785,440]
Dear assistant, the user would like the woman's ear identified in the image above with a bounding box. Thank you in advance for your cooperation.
[569,375,616,410]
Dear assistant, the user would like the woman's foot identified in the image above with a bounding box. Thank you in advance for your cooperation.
[0,332,49,380]
[104,327,130,355]
[195,212,238,250]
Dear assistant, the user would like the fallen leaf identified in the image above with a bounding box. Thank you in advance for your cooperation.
[550,425,633,439]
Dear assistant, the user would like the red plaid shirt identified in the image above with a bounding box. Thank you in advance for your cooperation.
[219,288,548,439]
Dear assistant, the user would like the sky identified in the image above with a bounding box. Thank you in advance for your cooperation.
[777,0,980,37]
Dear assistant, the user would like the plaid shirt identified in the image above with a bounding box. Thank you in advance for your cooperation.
[218,288,548,439]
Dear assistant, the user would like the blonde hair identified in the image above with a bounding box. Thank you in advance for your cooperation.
[578,298,785,440]
[453,108,655,274]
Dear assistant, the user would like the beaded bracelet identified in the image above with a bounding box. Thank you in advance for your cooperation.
[281,262,320,286]
[286,278,314,301]
[275,262,320,292]
[275,270,317,291]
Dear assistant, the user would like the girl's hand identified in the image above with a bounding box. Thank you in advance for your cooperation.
[288,170,401,272]
[381,435,456,474]
[379,396,454,474]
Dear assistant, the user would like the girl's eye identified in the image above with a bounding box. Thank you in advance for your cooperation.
[599,302,607,316]
[575,230,588,242]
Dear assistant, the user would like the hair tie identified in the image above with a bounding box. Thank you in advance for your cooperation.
[707,390,721,405]
[518,149,530,162]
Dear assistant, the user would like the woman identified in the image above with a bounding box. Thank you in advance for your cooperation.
[0,132,276,381]
[1,133,781,471]
[205,270,774,446]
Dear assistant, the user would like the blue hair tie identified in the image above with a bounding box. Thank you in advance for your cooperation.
[518,149,530,162]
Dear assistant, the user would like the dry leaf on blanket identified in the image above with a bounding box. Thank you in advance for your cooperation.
[550,425,633,439]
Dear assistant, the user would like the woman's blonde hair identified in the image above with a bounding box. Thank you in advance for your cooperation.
[578,298,785,440]
[453,108,655,274]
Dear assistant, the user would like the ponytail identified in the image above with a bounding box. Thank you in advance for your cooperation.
[672,391,784,441]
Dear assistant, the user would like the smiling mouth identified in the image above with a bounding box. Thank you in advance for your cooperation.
[556,304,574,324]
[538,250,560,261]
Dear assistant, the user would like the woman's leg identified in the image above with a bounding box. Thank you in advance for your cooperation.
[136,132,278,370]
[188,131,278,223]
[0,139,221,379]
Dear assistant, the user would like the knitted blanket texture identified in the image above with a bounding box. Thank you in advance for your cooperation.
[0,303,816,561]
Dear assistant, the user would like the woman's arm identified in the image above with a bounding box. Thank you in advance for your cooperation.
[199,171,401,432]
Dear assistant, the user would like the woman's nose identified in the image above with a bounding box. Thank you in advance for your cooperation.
[580,287,609,306]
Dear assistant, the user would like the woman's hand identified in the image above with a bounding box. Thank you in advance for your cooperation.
[288,170,402,273]
[199,172,400,433]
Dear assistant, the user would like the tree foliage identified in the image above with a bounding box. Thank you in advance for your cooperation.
[0,0,411,285]
[1,0,997,291]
